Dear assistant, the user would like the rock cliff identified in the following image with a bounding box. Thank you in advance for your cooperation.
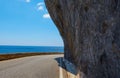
[45,0,120,78]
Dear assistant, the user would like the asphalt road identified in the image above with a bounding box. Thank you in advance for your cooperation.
[0,55,63,78]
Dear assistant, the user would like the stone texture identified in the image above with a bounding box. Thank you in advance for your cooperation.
[45,0,120,78]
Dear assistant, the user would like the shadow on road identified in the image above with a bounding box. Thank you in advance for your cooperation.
[55,57,78,75]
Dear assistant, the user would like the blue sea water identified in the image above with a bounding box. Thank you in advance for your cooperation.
[0,45,64,54]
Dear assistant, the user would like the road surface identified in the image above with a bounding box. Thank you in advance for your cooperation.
[0,55,63,78]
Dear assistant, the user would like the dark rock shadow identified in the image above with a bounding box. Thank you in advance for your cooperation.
[54,57,78,75]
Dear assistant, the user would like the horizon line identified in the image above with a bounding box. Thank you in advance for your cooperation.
[0,45,64,47]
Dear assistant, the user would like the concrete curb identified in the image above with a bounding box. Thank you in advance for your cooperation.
[62,58,80,78]
[59,58,63,78]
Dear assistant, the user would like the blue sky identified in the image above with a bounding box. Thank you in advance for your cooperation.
[0,0,63,46]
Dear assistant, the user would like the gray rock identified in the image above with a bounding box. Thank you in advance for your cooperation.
[45,0,120,78]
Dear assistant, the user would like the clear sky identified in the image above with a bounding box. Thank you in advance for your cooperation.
[0,0,63,46]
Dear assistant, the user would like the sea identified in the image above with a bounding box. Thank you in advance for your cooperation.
[0,45,64,54]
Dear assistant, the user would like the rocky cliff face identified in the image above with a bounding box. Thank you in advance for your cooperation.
[45,0,120,78]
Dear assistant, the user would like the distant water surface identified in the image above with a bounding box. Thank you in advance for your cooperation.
[0,45,64,54]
